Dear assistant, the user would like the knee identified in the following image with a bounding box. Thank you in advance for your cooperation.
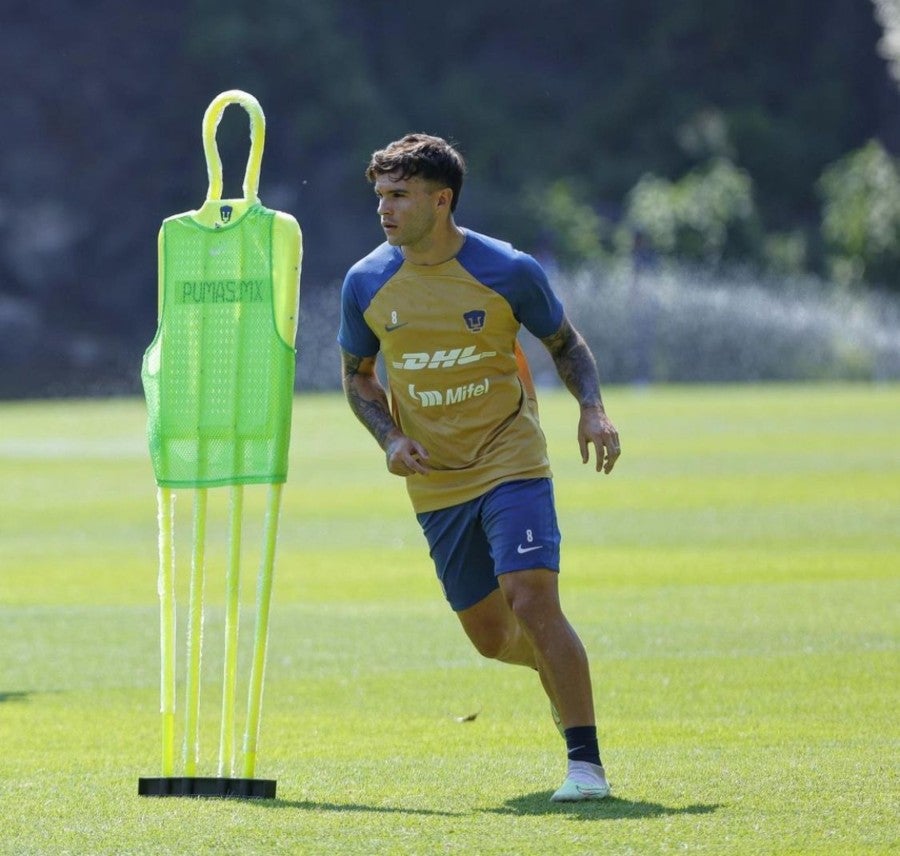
[467,622,514,660]
[456,587,534,663]
[501,572,560,630]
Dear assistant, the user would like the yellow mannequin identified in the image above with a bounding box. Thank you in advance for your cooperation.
[141,92,302,790]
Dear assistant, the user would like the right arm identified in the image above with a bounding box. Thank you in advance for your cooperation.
[341,348,430,476]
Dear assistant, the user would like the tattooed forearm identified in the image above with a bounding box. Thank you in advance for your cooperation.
[347,386,398,448]
[541,319,604,409]
[341,349,399,449]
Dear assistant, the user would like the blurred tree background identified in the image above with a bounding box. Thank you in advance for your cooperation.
[0,0,898,395]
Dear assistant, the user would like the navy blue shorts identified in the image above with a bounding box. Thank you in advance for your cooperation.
[416,478,561,612]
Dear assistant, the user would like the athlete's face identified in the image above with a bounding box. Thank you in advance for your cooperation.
[374,172,445,250]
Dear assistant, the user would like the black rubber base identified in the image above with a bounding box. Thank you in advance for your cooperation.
[138,777,276,799]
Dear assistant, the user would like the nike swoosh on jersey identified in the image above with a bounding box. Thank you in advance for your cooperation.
[517,544,543,554]
[384,321,409,332]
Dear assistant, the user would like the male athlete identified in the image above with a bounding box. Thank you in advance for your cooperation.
[338,134,621,802]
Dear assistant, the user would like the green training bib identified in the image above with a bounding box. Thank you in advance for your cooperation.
[142,204,295,487]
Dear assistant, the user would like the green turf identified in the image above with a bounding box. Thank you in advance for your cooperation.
[0,384,897,855]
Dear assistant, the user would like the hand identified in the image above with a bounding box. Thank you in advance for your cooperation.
[578,405,620,474]
[385,433,431,477]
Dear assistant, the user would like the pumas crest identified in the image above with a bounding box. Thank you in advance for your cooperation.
[463,310,486,332]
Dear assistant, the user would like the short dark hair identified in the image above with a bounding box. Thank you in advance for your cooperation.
[366,133,467,212]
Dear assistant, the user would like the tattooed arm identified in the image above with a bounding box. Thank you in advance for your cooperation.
[541,317,621,474]
[341,348,430,476]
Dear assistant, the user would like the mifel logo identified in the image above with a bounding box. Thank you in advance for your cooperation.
[408,378,491,407]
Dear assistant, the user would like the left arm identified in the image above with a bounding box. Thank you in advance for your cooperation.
[541,316,621,474]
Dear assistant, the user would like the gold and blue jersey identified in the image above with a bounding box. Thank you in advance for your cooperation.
[339,229,564,513]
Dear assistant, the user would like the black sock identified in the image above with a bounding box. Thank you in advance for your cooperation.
[564,725,602,766]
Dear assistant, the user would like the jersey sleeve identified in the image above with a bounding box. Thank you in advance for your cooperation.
[338,272,380,357]
[512,253,565,339]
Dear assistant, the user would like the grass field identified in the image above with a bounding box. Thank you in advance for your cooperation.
[0,384,897,855]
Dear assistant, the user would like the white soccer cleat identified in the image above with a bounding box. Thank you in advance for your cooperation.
[550,761,610,802]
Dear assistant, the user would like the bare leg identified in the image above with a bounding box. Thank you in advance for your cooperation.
[455,570,594,729]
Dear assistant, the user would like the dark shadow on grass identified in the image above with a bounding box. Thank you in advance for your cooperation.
[0,691,31,703]
[486,792,722,820]
[263,799,465,818]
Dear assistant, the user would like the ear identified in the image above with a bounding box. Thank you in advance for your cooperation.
[435,186,454,211]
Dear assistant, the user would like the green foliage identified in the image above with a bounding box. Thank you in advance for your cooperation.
[623,158,758,264]
[761,230,809,275]
[675,109,736,161]
[818,139,900,289]
[0,0,896,396]
[523,181,608,269]
[872,0,900,85]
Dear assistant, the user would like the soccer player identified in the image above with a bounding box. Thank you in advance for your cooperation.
[338,134,621,802]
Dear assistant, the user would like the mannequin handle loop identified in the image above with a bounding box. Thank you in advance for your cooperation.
[202,90,265,202]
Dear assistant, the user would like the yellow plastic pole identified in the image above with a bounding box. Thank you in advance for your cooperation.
[218,484,243,777]
[242,483,283,778]
[157,487,176,777]
[183,488,207,775]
